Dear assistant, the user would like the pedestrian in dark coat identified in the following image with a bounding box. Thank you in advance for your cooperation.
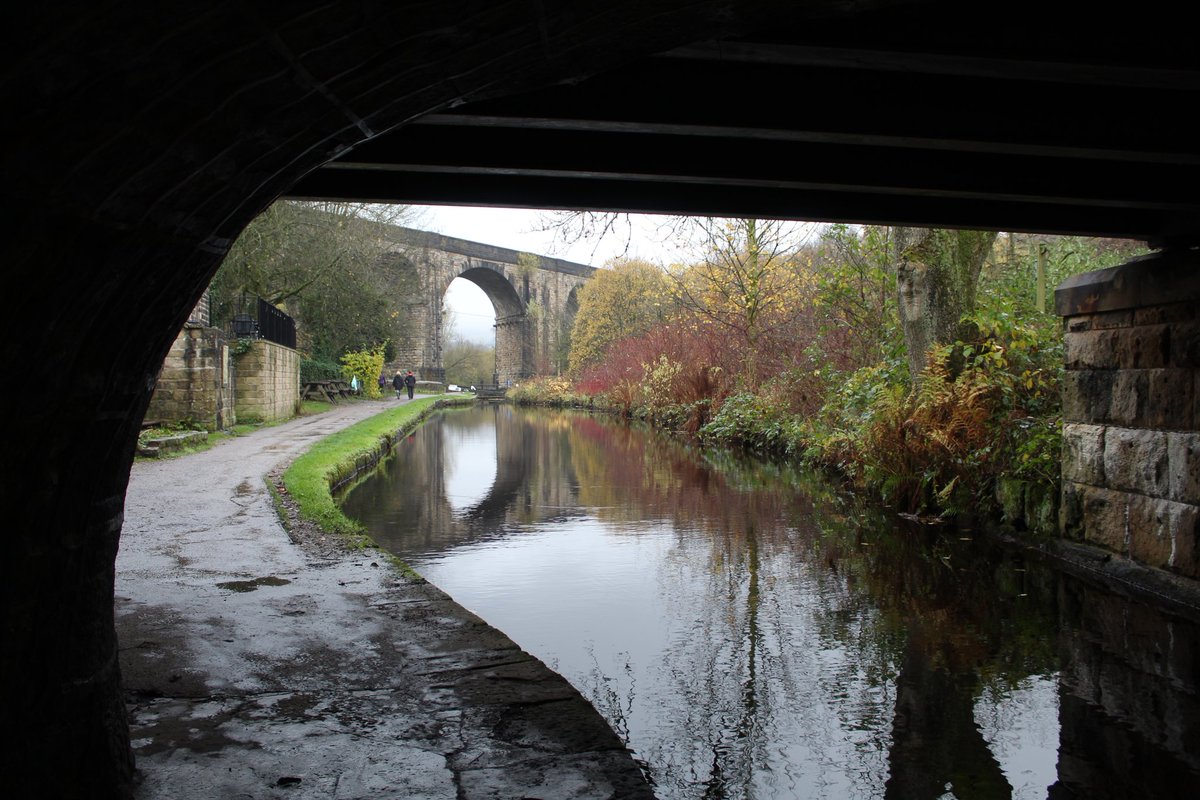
[392,371,404,399]
[404,370,416,400]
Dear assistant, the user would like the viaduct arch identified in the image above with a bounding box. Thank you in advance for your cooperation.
[383,228,593,384]
[2,2,1197,796]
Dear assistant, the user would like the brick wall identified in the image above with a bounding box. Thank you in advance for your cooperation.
[146,324,234,430]
[234,339,300,423]
[1057,252,1200,578]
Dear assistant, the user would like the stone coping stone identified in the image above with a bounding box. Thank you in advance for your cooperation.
[1056,250,1200,317]
[137,430,208,458]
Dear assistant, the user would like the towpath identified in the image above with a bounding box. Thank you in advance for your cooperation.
[117,399,652,799]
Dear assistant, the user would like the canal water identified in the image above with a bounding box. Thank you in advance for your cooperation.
[338,405,1200,799]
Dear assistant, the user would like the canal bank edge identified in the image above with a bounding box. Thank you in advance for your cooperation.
[270,396,471,555]
[511,392,1200,637]
[266,397,658,798]
[992,522,1200,626]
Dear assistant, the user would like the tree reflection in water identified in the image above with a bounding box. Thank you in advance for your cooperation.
[339,406,1200,800]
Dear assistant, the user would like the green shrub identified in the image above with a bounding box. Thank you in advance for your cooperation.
[340,343,387,399]
[301,358,342,384]
[803,313,1061,518]
[700,392,799,454]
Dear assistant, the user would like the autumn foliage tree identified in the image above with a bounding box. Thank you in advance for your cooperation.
[568,257,674,376]
[671,219,814,345]
[812,224,899,371]
[667,218,822,387]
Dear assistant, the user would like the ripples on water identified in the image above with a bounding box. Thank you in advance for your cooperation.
[338,406,1200,799]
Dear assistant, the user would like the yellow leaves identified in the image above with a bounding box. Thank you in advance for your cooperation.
[569,258,673,375]
[339,342,388,399]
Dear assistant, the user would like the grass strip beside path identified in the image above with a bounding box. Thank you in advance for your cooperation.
[281,396,469,547]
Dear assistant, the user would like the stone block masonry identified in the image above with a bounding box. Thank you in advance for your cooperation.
[234,339,300,423]
[146,324,235,430]
[1057,251,1200,578]
[377,228,593,385]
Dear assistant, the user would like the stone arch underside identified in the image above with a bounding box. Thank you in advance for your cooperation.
[2,6,761,794]
[442,264,528,386]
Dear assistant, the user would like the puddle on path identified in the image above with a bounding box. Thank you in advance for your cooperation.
[216,576,292,593]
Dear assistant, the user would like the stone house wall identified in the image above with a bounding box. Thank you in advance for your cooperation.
[145,324,234,431]
[234,339,300,423]
[188,291,211,326]
[1057,252,1200,578]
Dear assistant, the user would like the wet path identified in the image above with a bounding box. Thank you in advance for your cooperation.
[117,399,652,799]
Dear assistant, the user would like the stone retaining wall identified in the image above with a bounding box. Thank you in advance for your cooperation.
[234,339,299,423]
[1057,251,1200,578]
[146,324,234,430]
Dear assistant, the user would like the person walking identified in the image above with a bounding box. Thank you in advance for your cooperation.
[392,371,404,399]
[404,370,416,400]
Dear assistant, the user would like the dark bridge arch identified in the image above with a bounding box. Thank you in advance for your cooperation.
[3,2,1199,796]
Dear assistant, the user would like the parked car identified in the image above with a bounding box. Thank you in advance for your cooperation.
[447,384,460,392]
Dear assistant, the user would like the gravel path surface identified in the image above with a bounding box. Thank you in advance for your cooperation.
[117,400,653,799]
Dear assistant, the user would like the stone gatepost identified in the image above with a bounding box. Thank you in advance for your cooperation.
[1056,250,1200,578]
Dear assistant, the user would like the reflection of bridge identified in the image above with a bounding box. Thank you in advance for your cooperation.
[341,406,587,557]
[382,228,594,385]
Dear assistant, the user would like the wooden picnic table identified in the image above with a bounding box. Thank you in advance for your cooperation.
[301,380,355,403]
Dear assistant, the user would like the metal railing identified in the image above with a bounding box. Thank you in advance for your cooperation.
[256,297,296,349]
[227,295,296,349]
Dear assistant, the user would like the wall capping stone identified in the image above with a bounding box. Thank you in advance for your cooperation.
[1055,249,1200,317]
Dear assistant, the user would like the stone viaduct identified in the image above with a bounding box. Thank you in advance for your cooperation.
[382,228,594,385]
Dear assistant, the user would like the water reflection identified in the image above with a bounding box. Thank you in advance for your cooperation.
[442,415,496,513]
[338,406,1200,799]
